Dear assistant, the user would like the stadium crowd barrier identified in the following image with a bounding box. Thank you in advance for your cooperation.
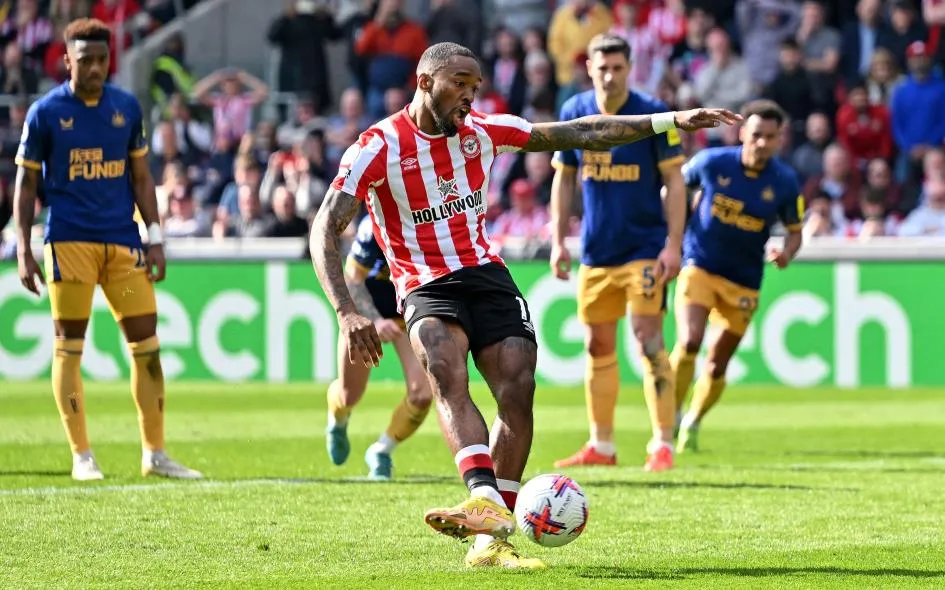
[1,237,939,388]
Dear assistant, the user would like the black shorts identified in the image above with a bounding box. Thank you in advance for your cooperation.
[365,278,400,320]
[402,263,536,357]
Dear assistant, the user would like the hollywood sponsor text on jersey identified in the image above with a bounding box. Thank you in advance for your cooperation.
[411,175,486,224]
[331,108,533,299]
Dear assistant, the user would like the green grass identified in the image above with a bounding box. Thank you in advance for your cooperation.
[1,381,944,589]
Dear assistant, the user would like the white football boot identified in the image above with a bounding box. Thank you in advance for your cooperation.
[72,452,105,481]
[141,451,203,479]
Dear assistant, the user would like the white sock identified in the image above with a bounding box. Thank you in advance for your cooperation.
[680,412,699,430]
[327,411,347,429]
[142,449,164,463]
[647,438,673,454]
[371,433,397,454]
[473,534,495,551]
[590,439,616,456]
[73,450,94,462]
[470,485,505,506]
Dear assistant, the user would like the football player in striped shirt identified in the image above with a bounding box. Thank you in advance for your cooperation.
[310,41,739,568]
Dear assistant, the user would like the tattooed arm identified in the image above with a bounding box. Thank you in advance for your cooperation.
[345,263,382,321]
[523,108,741,153]
[311,187,383,366]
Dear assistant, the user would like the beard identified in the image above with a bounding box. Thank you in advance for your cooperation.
[430,93,460,137]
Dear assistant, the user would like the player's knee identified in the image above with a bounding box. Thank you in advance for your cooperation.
[680,327,705,355]
[585,331,617,357]
[405,377,433,409]
[424,355,466,399]
[703,359,728,379]
[634,330,664,361]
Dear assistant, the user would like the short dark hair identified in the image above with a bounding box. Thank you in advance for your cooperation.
[847,79,868,94]
[587,34,630,60]
[780,38,800,51]
[741,99,787,126]
[64,18,111,45]
[417,42,478,76]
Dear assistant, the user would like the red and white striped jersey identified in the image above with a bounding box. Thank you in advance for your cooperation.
[331,107,533,302]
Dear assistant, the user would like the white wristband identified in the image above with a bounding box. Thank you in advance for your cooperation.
[147,222,164,245]
[652,112,677,134]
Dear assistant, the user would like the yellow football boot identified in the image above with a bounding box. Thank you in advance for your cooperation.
[424,496,515,539]
[465,539,546,569]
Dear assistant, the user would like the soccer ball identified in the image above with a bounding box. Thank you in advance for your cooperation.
[514,474,588,547]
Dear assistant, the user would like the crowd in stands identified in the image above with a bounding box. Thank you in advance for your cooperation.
[4,0,945,260]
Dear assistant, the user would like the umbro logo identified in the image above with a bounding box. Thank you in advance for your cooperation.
[401,157,418,170]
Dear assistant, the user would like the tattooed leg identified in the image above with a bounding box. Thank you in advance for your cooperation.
[475,337,538,485]
[409,318,489,455]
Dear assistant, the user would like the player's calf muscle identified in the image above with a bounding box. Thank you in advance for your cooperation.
[411,320,466,396]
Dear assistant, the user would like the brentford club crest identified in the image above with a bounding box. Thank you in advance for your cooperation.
[461,134,481,158]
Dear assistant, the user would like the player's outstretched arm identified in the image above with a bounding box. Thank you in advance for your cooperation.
[311,187,383,366]
[13,166,45,294]
[523,108,742,153]
[129,155,166,281]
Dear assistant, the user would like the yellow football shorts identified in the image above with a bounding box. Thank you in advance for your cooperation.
[577,260,665,325]
[674,265,759,336]
[44,241,157,321]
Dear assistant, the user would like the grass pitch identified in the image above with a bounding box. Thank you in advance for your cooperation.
[0,381,943,589]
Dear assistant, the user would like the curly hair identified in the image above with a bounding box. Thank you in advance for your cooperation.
[63,18,111,45]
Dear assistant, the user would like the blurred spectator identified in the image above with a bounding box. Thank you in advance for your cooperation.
[839,0,889,83]
[264,184,310,237]
[793,112,832,181]
[164,186,211,238]
[555,53,592,112]
[155,161,187,220]
[43,19,70,84]
[803,143,863,220]
[486,28,527,116]
[384,86,408,116]
[215,183,269,239]
[276,96,323,150]
[92,0,145,74]
[325,87,371,163]
[426,0,480,53]
[491,179,550,242]
[267,0,342,114]
[150,35,194,117]
[898,177,945,235]
[218,156,263,219]
[521,50,557,121]
[355,0,428,120]
[548,0,613,87]
[502,151,554,208]
[901,147,945,211]
[610,0,664,96]
[521,27,547,55]
[647,0,687,48]
[764,39,816,145]
[694,28,753,114]
[1,0,53,65]
[736,0,801,88]
[925,0,945,66]
[862,157,904,214]
[667,7,713,98]
[866,46,906,106]
[803,189,846,237]
[0,43,39,95]
[339,0,376,96]
[193,68,269,144]
[149,120,199,180]
[849,188,899,237]
[473,72,510,115]
[890,41,945,183]
[796,0,841,112]
[882,0,928,68]
[835,81,893,168]
[153,93,212,161]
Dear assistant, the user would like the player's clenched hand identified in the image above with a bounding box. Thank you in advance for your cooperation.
[146,244,167,282]
[374,318,403,343]
[16,250,45,296]
[550,242,571,280]
[767,248,790,269]
[339,311,383,367]
[654,246,681,284]
[674,108,742,132]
